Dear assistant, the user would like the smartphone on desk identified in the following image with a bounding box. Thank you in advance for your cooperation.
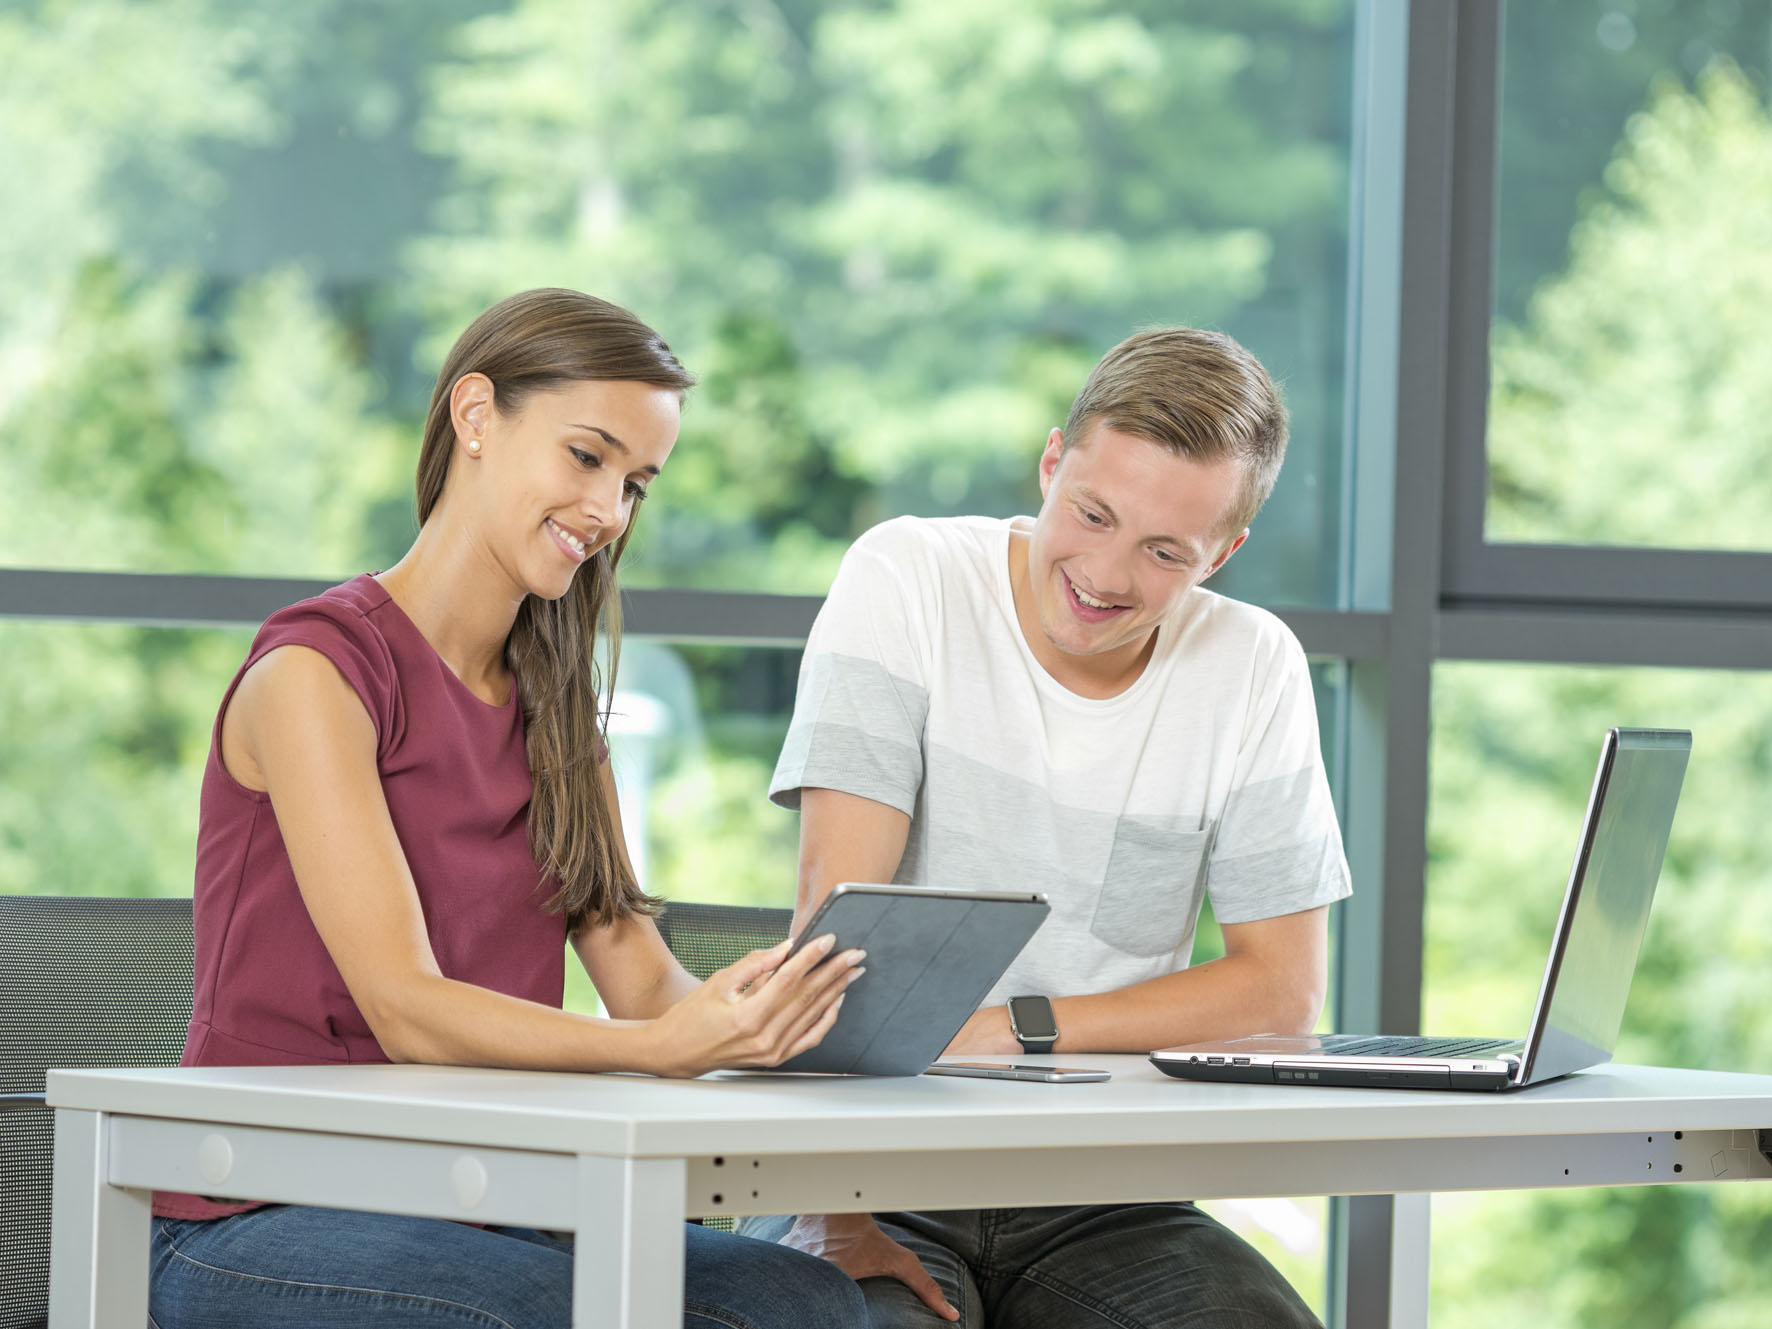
[926,1061,1111,1083]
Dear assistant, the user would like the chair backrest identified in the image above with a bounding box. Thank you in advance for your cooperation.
[0,894,195,1329]
[654,900,794,980]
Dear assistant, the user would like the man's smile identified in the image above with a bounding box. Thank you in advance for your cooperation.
[1063,571,1130,620]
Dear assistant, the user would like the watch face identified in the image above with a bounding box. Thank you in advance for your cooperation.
[1009,996,1058,1040]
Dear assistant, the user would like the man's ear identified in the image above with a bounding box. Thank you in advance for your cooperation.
[1206,528,1250,578]
[1038,427,1066,501]
[449,372,495,448]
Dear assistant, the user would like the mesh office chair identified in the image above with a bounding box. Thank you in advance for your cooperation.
[0,894,195,1329]
[654,900,794,980]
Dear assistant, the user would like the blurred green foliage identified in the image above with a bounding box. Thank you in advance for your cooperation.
[0,0,1356,912]
[1488,63,1772,550]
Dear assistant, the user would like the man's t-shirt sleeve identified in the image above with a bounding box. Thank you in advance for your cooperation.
[1204,627,1353,925]
[770,523,932,815]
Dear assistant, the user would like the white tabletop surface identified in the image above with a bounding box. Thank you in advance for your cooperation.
[47,1058,1772,1158]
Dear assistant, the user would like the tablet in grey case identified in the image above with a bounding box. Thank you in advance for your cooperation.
[775,884,1049,1076]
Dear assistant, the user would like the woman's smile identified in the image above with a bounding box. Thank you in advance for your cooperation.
[544,515,591,564]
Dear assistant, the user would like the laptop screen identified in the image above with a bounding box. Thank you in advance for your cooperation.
[1523,729,1691,1083]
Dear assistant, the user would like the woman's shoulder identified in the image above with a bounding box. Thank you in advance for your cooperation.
[245,575,403,728]
[252,575,393,654]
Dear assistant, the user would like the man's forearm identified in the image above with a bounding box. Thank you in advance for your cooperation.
[1055,950,1322,1051]
[794,787,913,930]
[954,907,1331,1055]
[952,955,1318,1056]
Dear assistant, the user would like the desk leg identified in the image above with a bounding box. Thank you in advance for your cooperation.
[1339,1193,1431,1329]
[573,1155,687,1329]
[1387,1194,1430,1328]
[48,1109,150,1329]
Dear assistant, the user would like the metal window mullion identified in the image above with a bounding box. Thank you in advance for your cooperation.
[1437,602,1772,670]
[1331,1,1486,1326]
[1445,541,1772,613]
[0,568,1389,659]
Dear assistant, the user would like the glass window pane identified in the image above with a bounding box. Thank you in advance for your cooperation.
[0,621,251,899]
[4,1,1355,608]
[1485,3,1772,552]
[1426,660,1772,1327]
[612,641,804,911]
[562,640,802,1015]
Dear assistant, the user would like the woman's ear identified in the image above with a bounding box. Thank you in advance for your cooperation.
[449,372,496,451]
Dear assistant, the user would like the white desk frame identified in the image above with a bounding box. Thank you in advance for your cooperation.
[47,1057,1772,1329]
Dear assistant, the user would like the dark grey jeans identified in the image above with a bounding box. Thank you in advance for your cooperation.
[742,1204,1321,1329]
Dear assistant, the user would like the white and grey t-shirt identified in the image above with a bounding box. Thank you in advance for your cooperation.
[770,515,1351,1005]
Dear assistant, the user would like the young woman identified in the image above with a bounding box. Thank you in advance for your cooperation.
[148,289,870,1328]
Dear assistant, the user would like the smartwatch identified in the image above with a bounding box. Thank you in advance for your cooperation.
[1007,995,1058,1055]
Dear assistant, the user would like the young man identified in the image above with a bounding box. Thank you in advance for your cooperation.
[754,328,1350,1327]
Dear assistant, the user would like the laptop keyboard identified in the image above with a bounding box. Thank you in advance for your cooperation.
[1321,1036,1516,1059]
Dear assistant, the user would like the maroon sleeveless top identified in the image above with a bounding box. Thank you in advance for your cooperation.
[156,575,568,1220]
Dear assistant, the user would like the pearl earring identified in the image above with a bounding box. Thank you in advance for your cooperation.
[466,438,482,455]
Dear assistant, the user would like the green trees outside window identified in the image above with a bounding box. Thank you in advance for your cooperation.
[1429,8,1772,1321]
[1487,63,1772,550]
[0,0,1356,902]
[2,0,1354,602]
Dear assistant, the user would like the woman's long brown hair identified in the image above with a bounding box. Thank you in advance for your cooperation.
[414,289,694,932]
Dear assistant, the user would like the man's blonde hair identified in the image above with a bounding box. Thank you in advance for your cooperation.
[1062,327,1288,536]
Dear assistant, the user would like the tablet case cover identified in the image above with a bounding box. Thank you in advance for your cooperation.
[777,889,1049,1076]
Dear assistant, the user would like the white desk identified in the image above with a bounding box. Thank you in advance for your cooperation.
[47,1056,1772,1328]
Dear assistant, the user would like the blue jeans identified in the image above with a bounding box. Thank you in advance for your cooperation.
[742,1205,1321,1329]
[150,1206,868,1329]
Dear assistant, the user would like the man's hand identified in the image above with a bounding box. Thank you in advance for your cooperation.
[779,1213,958,1321]
[941,1005,1019,1057]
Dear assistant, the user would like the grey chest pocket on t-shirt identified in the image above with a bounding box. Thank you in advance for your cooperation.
[1089,822,1213,958]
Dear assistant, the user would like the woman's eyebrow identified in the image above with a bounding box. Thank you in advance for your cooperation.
[568,423,627,453]
[566,423,661,476]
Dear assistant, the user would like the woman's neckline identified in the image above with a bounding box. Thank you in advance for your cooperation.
[361,573,516,710]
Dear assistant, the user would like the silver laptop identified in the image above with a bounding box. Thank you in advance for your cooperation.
[1151,727,1691,1093]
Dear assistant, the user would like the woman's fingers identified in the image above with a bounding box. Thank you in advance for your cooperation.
[734,934,865,1062]
[747,934,856,1007]
[790,951,866,1028]
[762,939,864,1017]
[709,937,797,998]
[680,933,866,1069]
[770,955,866,1059]
[782,983,850,1061]
[759,931,846,990]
